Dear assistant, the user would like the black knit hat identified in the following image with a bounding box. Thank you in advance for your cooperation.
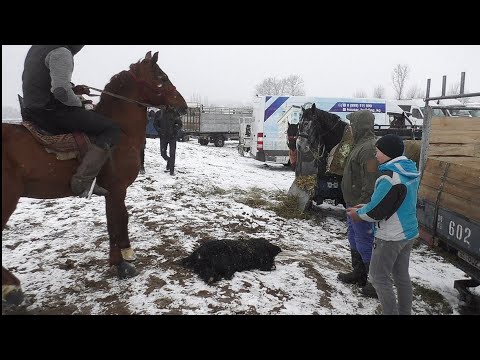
[376,134,404,159]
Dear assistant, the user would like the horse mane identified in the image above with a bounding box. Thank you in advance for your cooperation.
[94,69,137,114]
[307,107,347,153]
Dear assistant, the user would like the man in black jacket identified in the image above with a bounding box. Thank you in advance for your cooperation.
[153,106,183,175]
[21,45,120,197]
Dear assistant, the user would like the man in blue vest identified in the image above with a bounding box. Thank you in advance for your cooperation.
[21,45,120,197]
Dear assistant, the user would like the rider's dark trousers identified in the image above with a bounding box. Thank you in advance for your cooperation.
[24,104,120,149]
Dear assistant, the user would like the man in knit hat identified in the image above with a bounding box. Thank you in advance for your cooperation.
[347,134,420,315]
[338,110,380,298]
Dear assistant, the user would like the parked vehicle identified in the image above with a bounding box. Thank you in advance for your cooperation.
[238,116,253,155]
[250,96,418,165]
[145,108,190,142]
[467,102,480,117]
[181,103,252,147]
[395,98,473,126]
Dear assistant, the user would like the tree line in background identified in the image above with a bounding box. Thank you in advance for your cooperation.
[3,63,474,119]
[252,64,473,103]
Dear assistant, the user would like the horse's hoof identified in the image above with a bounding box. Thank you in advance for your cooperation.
[116,262,138,279]
[121,247,137,262]
[2,285,24,306]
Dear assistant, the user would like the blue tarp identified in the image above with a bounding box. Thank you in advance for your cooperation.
[146,116,158,138]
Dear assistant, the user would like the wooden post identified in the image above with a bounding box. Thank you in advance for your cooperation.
[460,72,465,95]
[442,75,447,97]
[419,106,432,175]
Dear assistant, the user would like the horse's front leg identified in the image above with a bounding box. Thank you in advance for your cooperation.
[105,187,138,279]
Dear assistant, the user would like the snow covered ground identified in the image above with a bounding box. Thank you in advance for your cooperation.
[2,139,473,315]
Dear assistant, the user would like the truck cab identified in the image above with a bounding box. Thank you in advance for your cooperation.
[395,98,472,126]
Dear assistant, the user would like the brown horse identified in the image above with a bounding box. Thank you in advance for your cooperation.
[2,51,187,305]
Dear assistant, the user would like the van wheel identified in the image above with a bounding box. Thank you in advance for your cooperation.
[214,137,225,147]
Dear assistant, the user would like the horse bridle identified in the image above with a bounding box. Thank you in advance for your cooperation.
[301,109,343,139]
[298,109,343,161]
[86,69,173,110]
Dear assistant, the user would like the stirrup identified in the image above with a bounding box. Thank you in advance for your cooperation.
[86,178,97,199]
[78,178,108,199]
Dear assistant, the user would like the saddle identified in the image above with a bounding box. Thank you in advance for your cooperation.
[22,121,91,161]
[18,95,91,160]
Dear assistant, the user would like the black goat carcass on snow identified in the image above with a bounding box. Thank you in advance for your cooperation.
[181,238,282,284]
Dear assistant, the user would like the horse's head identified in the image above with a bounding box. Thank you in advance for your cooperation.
[299,103,346,153]
[129,51,188,115]
[298,103,323,152]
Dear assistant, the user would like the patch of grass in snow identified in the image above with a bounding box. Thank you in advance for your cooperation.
[235,188,310,220]
[413,282,453,314]
[268,193,310,220]
[211,186,228,195]
[192,185,229,198]
[236,187,270,208]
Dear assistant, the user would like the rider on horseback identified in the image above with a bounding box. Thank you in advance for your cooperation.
[21,45,120,198]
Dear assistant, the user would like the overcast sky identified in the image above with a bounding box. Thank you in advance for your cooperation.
[2,45,480,108]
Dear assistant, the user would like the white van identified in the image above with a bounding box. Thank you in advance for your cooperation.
[395,98,472,126]
[467,102,480,117]
[250,96,405,164]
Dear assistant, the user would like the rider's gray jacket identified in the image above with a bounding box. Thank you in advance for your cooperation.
[22,45,82,109]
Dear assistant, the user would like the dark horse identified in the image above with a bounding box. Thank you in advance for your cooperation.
[296,103,347,177]
[2,51,188,305]
[294,103,349,206]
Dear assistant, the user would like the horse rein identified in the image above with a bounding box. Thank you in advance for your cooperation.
[86,86,155,108]
[85,70,169,110]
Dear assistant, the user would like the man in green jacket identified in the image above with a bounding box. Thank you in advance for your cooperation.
[339,110,380,298]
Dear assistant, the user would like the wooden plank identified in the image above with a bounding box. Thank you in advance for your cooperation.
[421,171,480,201]
[428,144,479,157]
[429,156,480,169]
[431,117,480,131]
[429,130,480,144]
[418,184,480,223]
[424,158,480,187]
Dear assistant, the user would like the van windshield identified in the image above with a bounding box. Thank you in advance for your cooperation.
[449,109,471,117]
[469,109,480,117]
[420,107,445,117]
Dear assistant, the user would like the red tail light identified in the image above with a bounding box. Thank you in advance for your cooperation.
[257,132,264,150]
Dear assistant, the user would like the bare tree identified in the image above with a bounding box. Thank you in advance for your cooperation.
[190,93,202,104]
[353,89,367,98]
[255,75,305,96]
[373,85,385,99]
[283,75,305,96]
[447,82,470,103]
[391,64,410,100]
[406,84,423,99]
[202,96,209,107]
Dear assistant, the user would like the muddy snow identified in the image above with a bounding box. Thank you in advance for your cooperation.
[2,139,470,315]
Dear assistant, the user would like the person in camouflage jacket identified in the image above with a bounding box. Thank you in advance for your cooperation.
[338,110,380,298]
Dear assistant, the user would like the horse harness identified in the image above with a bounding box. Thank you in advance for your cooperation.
[86,69,172,110]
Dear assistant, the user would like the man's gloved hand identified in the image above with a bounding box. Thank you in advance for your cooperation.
[346,207,362,223]
[81,99,94,110]
[72,85,91,95]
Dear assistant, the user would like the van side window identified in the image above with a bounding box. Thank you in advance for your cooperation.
[412,108,423,119]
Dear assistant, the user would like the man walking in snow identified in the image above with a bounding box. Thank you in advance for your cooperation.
[153,106,182,175]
